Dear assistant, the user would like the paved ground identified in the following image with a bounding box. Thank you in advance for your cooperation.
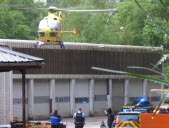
[61,116,107,128]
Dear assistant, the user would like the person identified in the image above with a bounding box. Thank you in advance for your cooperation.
[50,109,62,128]
[104,108,114,128]
[100,120,107,128]
[73,108,85,128]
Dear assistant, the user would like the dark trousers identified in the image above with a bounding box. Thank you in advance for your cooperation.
[75,123,84,128]
[51,125,60,128]
[107,125,112,128]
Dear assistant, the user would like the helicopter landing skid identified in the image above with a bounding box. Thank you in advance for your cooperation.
[34,41,65,49]
[57,41,66,49]
[34,41,44,48]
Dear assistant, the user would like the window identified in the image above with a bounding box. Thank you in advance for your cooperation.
[75,97,89,103]
[55,97,70,102]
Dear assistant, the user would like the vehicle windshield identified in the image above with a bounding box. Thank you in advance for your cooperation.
[118,114,139,122]
[126,100,139,106]
[126,101,151,106]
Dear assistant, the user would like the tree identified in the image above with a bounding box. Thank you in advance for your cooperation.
[61,0,116,44]
[0,0,46,40]
[112,0,169,47]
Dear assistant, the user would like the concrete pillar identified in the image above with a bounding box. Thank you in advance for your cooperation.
[0,71,13,124]
[2,73,6,123]
[89,79,94,116]
[124,79,129,105]
[70,79,75,115]
[27,79,34,120]
[143,79,147,99]
[107,79,113,109]
[9,71,13,122]
[0,72,12,124]
[49,79,55,114]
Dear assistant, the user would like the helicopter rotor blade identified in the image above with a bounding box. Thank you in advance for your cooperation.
[54,9,115,12]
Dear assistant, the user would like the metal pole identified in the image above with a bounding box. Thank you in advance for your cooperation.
[21,70,26,128]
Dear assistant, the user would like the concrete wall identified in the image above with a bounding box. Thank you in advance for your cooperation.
[55,80,70,117]
[128,79,143,97]
[11,77,162,120]
[74,79,90,116]
[94,79,107,115]
[112,79,124,112]
[34,80,50,119]
[13,79,23,120]
[0,72,12,124]
[146,81,162,106]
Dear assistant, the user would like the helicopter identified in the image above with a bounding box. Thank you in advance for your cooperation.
[35,6,116,49]
[0,4,115,49]
[34,6,77,49]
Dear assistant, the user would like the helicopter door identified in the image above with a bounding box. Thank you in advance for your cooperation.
[38,20,61,31]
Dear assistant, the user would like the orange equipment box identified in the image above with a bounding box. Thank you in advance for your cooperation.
[140,113,169,128]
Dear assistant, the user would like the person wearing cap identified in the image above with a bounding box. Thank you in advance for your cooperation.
[50,109,62,128]
[73,108,85,128]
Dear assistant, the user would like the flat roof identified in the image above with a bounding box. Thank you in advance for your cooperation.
[0,39,163,53]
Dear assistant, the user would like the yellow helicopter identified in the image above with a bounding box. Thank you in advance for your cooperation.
[34,6,116,49]
[0,4,115,49]
[34,6,77,49]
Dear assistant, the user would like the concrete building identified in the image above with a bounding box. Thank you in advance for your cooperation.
[0,39,164,121]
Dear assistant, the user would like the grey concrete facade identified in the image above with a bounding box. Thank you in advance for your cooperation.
[12,76,162,120]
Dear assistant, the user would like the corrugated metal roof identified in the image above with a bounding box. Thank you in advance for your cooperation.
[0,47,44,63]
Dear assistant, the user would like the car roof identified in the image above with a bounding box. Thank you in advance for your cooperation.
[118,111,141,115]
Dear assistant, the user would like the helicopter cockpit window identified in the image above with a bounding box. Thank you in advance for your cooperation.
[49,9,57,13]
[38,20,62,31]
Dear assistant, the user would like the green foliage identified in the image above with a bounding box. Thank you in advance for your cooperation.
[108,0,169,47]
[0,0,46,40]
[165,67,169,80]
[54,0,168,46]
[112,1,146,45]
[47,0,69,8]
[1,0,169,47]
[0,9,29,39]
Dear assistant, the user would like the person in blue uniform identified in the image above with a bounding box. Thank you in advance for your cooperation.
[73,108,85,128]
[50,109,62,128]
